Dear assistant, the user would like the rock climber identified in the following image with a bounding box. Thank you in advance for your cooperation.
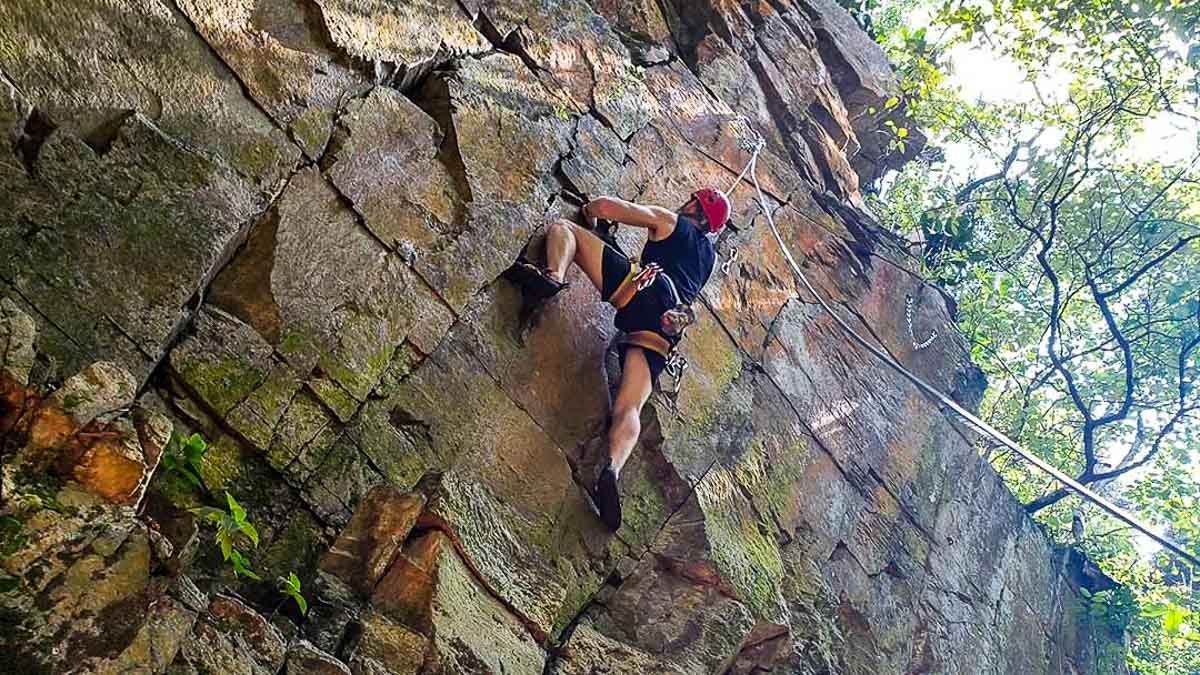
[507,189,730,531]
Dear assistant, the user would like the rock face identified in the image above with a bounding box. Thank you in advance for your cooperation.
[0,1,1127,674]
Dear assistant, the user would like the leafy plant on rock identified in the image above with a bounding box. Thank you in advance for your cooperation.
[278,571,307,615]
[160,430,209,492]
[191,491,260,580]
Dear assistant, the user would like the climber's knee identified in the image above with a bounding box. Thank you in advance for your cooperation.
[547,218,573,238]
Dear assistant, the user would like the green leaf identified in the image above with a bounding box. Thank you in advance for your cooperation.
[180,468,203,489]
[189,507,224,523]
[185,435,208,465]
[218,530,233,561]
[1166,282,1191,306]
[897,127,909,138]
[241,521,260,549]
[885,96,900,109]
[1165,606,1187,634]
[226,492,246,524]
[230,550,260,580]
[279,572,307,614]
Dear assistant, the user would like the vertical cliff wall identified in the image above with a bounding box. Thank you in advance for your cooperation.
[1,1,1128,673]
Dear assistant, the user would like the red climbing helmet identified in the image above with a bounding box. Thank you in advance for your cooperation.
[691,187,730,233]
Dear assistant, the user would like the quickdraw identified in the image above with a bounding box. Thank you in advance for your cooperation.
[634,262,662,291]
[664,350,689,395]
[721,247,740,275]
[610,261,695,393]
[905,294,938,351]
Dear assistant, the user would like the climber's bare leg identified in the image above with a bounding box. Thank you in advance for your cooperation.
[608,347,653,476]
[545,219,605,291]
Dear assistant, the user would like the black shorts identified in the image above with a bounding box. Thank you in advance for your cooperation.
[600,245,671,382]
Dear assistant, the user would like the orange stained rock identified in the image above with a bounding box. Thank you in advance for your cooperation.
[71,435,147,505]
[319,487,426,596]
[26,403,76,452]
[370,530,447,633]
[0,375,33,435]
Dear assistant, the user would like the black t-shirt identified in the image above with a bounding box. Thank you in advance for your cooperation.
[614,214,715,335]
[641,214,715,304]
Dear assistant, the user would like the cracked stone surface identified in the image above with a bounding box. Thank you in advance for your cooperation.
[0,1,1127,674]
[174,0,373,159]
[0,0,299,191]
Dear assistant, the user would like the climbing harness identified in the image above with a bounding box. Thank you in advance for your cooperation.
[609,261,697,335]
[723,116,1200,568]
[607,257,695,392]
[618,330,673,357]
[905,294,938,351]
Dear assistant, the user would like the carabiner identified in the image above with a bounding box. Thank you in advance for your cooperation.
[721,247,740,275]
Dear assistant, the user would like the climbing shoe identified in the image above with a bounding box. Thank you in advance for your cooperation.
[594,463,622,532]
[504,261,569,302]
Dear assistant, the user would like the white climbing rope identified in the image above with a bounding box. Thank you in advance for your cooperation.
[726,119,1200,569]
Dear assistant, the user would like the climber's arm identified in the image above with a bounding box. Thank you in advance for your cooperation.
[583,196,676,240]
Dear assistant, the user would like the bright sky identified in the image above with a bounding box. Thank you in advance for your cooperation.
[917,12,1200,173]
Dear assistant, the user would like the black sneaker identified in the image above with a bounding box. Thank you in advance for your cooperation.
[503,261,569,301]
[594,463,622,532]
